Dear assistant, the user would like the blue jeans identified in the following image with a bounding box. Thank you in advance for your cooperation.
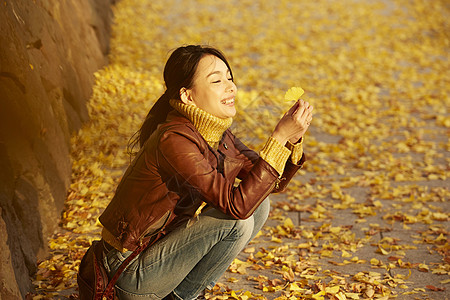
[103,198,270,300]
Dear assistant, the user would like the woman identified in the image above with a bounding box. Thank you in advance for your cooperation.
[99,45,313,299]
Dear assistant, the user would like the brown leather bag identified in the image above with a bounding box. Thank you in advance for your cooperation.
[77,239,155,300]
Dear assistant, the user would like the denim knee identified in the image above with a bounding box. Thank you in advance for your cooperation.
[227,217,254,243]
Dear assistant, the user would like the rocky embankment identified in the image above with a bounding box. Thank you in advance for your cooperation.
[0,1,114,298]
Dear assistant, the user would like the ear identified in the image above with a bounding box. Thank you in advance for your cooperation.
[180,88,195,105]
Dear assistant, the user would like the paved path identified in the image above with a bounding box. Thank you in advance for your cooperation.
[31,0,449,299]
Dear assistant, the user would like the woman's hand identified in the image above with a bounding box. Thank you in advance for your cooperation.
[271,100,313,145]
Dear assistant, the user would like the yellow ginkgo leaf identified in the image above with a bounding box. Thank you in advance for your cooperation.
[284,86,305,102]
[325,285,340,294]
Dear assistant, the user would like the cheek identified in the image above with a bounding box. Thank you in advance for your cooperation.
[193,90,214,110]
[201,89,220,106]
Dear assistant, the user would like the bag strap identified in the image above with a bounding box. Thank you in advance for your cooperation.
[102,233,163,297]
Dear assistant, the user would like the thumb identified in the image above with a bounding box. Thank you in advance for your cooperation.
[286,100,300,116]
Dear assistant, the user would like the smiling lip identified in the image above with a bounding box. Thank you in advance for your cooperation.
[221,96,235,105]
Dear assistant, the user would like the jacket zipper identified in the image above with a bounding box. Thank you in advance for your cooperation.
[262,177,280,201]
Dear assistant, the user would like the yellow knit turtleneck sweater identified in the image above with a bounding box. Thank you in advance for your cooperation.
[170,99,233,149]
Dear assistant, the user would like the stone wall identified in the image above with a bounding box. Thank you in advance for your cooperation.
[0,0,114,297]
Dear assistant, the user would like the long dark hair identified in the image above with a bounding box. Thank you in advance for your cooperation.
[128,45,233,154]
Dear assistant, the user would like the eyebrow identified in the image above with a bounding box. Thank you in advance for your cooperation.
[206,69,231,78]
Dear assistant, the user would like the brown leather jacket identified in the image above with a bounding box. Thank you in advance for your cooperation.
[99,111,305,252]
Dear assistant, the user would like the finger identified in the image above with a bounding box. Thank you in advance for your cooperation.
[292,101,313,124]
[298,104,311,119]
[303,107,313,120]
[291,100,307,116]
[304,102,314,114]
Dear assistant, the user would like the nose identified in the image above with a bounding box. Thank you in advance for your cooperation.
[227,80,236,93]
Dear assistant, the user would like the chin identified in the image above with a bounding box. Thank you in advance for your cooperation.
[224,110,236,118]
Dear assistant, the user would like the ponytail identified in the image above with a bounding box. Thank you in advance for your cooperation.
[127,91,173,155]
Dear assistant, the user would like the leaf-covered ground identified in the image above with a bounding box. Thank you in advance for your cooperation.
[31,0,449,299]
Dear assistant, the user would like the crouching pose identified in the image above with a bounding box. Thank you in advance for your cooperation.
[99,45,313,299]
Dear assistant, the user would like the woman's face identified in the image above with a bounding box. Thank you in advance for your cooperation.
[182,55,237,119]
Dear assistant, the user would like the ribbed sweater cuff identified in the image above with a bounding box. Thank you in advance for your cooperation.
[260,136,291,175]
[286,138,304,165]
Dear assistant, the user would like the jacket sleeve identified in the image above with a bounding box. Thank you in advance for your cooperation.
[232,132,306,193]
[156,129,279,219]
[273,154,306,193]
